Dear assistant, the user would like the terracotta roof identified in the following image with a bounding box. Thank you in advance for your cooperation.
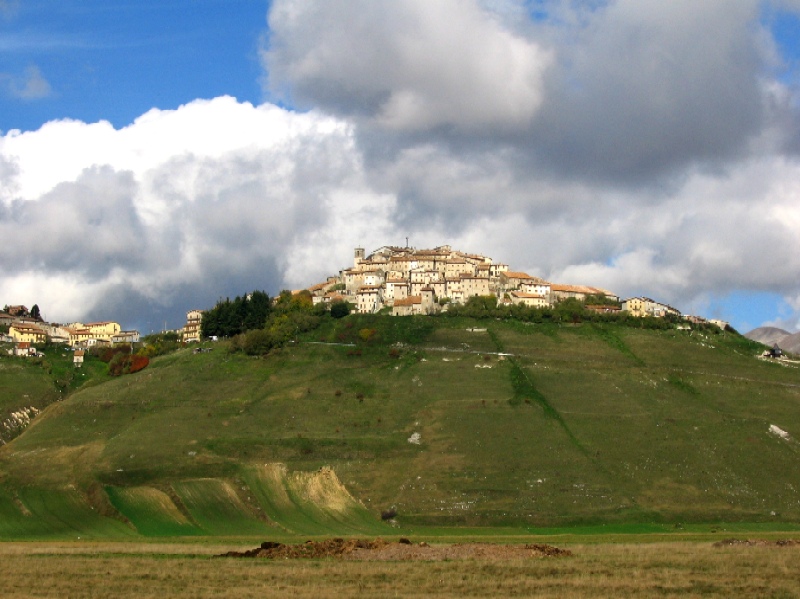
[393,296,422,306]
[503,271,534,280]
[10,324,45,334]
[550,283,605,294]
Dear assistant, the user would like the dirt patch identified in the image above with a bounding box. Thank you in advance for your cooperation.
[289,466,358,513]
[219,538,572,561]
[713,539,800,548]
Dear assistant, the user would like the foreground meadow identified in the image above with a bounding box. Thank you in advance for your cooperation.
[1,539,799,598]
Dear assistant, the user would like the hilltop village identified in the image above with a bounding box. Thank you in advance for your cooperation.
[2,245,730,353]
[291,245,729,327]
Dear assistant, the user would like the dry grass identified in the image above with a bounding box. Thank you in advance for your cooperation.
[0,541,799,598]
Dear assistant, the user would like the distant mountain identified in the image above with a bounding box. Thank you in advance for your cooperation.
[779,331,800,354]
[744,326,791,347]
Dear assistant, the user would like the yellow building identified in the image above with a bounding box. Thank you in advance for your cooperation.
[182,310,204,343]
[64,322,121,347]
[84,321,122,339]
[9,324,47,344]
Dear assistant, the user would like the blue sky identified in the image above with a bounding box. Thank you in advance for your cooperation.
[1,0,265,131]
[2,0,800,334]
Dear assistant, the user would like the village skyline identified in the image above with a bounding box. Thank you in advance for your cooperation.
[2,240,736,352]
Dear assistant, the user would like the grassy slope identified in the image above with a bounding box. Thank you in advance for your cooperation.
[0,346,108,444]
[1,316,799,538]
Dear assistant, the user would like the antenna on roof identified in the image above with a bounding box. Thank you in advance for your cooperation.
[406,236,409,248]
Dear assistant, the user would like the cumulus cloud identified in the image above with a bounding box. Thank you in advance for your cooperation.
[263,0,552,132]
[3,1,800,332]
[0,98,394,328]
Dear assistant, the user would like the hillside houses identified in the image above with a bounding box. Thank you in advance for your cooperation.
[2,306,138,348]
[303,245,623,316]
[621,297,681,318]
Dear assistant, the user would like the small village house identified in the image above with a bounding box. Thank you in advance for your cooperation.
[9,323,47,344]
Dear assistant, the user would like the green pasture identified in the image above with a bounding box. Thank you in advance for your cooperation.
[0,317,799,538]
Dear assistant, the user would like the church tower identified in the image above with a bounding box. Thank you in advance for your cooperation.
[354,247,365,268]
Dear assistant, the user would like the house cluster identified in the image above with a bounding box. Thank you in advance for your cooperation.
[173,245,732,342]
[300,245,619,316]
[1,305,139,360]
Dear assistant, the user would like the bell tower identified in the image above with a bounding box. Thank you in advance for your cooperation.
[354,247,365,268]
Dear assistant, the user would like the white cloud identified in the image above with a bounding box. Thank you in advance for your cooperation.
[264,0,552,132]
[0,98,393,327]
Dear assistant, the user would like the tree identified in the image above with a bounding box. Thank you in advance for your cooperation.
[330,301,351,319]
[201,291,272,338]
[30,304,41,320]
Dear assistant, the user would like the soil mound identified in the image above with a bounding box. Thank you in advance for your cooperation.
[219,539,572,561]
[713,539,800,548]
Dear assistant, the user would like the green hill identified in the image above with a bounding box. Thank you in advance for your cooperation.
[1,316,799,538]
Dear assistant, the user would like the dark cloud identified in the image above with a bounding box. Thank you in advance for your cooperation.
[527,0,768,182]
[0,166,150,278]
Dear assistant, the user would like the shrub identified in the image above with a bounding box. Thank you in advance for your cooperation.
[108,353,150,376]
[91,346,128,363]
[127,355,149,374]
[240,328,274,355]
[381,507,397,520]
[358,328,377,342]
[330,301,351,319]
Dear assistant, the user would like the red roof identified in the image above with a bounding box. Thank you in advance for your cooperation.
[393,296,422,306]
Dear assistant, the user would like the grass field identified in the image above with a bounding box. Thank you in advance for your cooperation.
[0,344,108,443]
[0,538,799,598]
[1,316,799,538]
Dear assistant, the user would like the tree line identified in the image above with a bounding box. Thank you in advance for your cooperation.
[202,290,351,355]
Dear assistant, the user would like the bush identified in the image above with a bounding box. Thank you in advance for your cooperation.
[127,355,149,374]
[330,301,351,319]
[240,329,274,355]
[108,353,150,376]
[91,346,128,363]
[358,328,377,342]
